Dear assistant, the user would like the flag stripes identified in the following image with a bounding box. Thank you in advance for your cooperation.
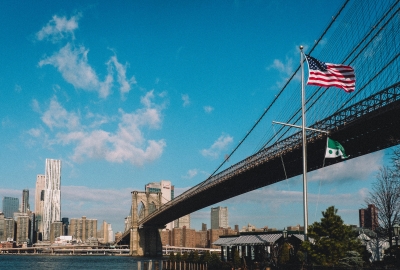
[306,55,355,93]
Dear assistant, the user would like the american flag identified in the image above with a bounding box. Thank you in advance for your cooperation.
[306,55,355,93]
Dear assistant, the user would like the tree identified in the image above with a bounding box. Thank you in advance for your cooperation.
[192,250,200,263]
[337,251,364,269]
[302,206,362,266]
[365,166,400,248]
[232,249,241,268]
[181,251,189,262]
[278,242,291,265]
[208,252,223,270]
[200,250,211,264]
[168,252,176,262]
[175,252,182,262]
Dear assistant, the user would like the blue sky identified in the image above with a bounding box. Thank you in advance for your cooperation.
[0,0,391,233]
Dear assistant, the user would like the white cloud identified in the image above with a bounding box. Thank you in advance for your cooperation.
[183,169,198,179]
[203,106,214,113]
[108,55,137,97]
[61,186,133,232]
[267,45,308,87]
[39,44,135,99]
[308,151,384,183]
[36,92,166,166]
[201,134,233,159]
[39,43,112,98]
[182,94,190,107]
[28,128,42,137]
[31,99,41,113]
[36,14,80,43]
[41,97,81,131]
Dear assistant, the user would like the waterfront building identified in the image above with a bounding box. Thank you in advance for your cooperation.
[16,214,30,246]
[160,226,237,248]
[69,216,97,243]
[21,189,30,213]
[145,180,174,230]
[35,174,45,239]
[2,197,19,218]
[359,204,379,231]
[62,217,69,236]
[99,221,114,243]
[43,159,62,241]
[211,206,228,229]
[209,227,238,249]
[5,218,15,241]
[0,212,5,241]
[28,211,36,244]
[287,224,304,232]
[196,230,208,248]
[50,221,63,243]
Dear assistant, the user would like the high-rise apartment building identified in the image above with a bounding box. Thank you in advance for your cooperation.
[211,206,229,229]
[2,197,19,218]
[0,212,5,241]
[359,204,379,231]
[16,214,30,245]
[35,174,45,236]
[50,221,63,243]
[22,189,30,213]
[99,221,114,243]
[69,216,97,243]
[5,218,15,241]
[145,180,175,230]
[42,159,62,241]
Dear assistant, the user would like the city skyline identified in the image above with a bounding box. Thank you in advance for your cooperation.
[0,0,395,234]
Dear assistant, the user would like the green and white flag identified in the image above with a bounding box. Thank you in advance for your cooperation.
[325,137,348,159]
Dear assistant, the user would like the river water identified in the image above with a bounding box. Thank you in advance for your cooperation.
[0,255,162,270]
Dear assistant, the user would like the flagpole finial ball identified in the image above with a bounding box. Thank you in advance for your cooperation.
[300,45,304,50]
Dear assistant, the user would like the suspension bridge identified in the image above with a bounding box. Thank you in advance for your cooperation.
[117,0,400,256]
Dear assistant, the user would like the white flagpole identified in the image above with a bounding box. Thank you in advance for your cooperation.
[300,45,308,240]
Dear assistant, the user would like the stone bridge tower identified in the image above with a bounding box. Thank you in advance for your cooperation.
[130,191,163,256]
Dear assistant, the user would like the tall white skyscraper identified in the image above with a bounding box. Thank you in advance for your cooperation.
[42,159,61,241]
[211,206,228,229]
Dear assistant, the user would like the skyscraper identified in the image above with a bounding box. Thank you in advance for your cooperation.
[16,214,30,245]
[174,214,191,229]
[35,174,45,240]
[2,197,19,218]
[0,212,5,241]
[42,159,61,241]
[211,206,229,229]
[145,180,175,230]
[22,189,30,213]
[69,216,97,242]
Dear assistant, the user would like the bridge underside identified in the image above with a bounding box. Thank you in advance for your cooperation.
[144,97,400,227]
